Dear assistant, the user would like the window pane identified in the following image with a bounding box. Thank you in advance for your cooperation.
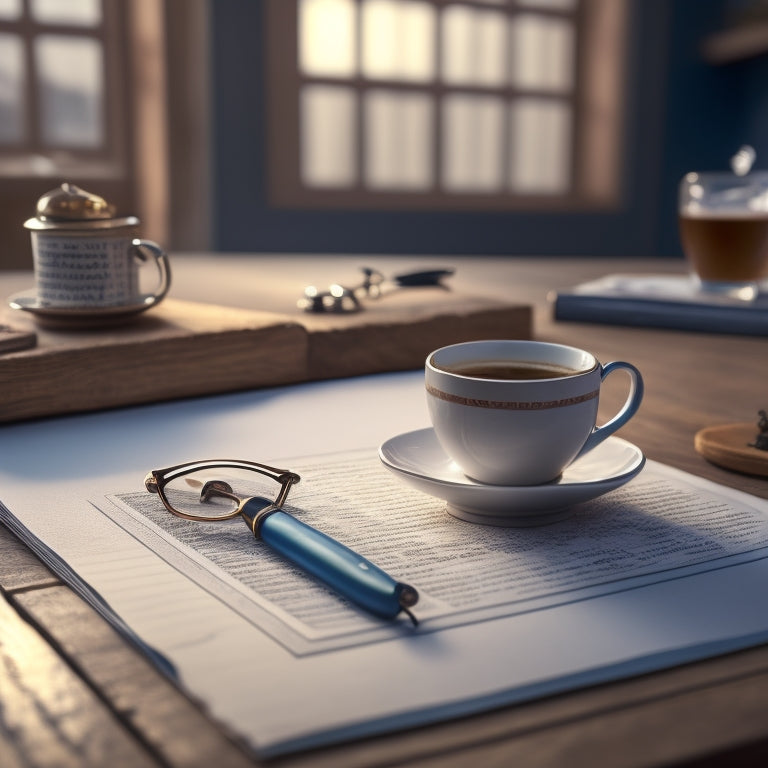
[518,0,576,9]
[0,33,24,143]
[509,99,571,193]
[300,0,356,77]
[510,14,574,92]
[362,0,435,82]
[365,90,432,189]
[35,35,104,148]
[301,85,356,187]
[0,0,21,20]
[443,95,504,191]
[31,0,102,26]
[442,6,506,86]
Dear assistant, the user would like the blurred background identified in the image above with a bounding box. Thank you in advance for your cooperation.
[1,0,768,269]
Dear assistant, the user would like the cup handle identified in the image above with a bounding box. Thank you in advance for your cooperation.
[576,361,644,458]
[131,238,171,303]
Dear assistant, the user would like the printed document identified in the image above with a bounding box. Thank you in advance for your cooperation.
[103,452,768,656]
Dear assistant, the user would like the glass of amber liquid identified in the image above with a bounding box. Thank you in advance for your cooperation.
[679,170,768,300]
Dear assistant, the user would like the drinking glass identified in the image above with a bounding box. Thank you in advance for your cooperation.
[679,171,768,300]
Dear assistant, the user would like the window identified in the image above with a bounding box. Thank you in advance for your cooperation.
[0,0,125,179]
[266,0,625,211]
[0,0,180,269]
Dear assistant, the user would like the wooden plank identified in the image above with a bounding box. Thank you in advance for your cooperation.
[303,292,531,379]
[0,299,308,422]
[12,585,257,768]
[0,325,36,354]
[701,21,768,64]
[0,589,157,768]
[0,293,531,423]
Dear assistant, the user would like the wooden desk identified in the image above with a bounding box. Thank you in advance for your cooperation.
[2,255,768,767]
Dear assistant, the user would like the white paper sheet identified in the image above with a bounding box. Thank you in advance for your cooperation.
[101,451,768,657]
[3,374,768,756]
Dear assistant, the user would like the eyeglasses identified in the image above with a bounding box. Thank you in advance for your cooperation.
[145,458,300,524]
[144,459,419,624]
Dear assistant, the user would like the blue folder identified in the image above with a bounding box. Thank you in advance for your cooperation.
[552,274,768,336]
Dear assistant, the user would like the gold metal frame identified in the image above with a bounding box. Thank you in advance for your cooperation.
[144,459,301,523]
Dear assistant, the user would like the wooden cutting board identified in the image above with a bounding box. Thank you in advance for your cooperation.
[0,292,531,422]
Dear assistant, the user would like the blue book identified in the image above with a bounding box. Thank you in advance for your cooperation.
[552,274,768,336]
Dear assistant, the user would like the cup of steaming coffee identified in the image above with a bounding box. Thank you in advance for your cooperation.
[425,340,643,486]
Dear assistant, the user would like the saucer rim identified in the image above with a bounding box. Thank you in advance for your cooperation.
[378,427,644,492]
[378,428,646,524]
[8,289,160,320]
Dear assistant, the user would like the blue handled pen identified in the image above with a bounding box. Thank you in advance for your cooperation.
[239,497,419,625]
[145,460,419,625]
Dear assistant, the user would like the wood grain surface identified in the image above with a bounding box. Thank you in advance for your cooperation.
[2,256,768,767]
[0,299,307,423]
[694,422,768,477]
[302,291,531,379]
[0,291,530,422]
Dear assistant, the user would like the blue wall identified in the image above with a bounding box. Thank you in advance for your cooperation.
[657,0,768,256]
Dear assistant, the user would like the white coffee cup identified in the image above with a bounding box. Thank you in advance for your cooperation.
[29,229,170,309]
[426,340,644,486]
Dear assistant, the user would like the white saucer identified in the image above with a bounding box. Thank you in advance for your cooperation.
[9,290,161,328]
[379,428,645,526]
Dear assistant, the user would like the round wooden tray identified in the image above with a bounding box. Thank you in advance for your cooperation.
[694,422,768,477]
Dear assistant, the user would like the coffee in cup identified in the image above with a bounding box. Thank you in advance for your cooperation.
[425,340,643,486]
